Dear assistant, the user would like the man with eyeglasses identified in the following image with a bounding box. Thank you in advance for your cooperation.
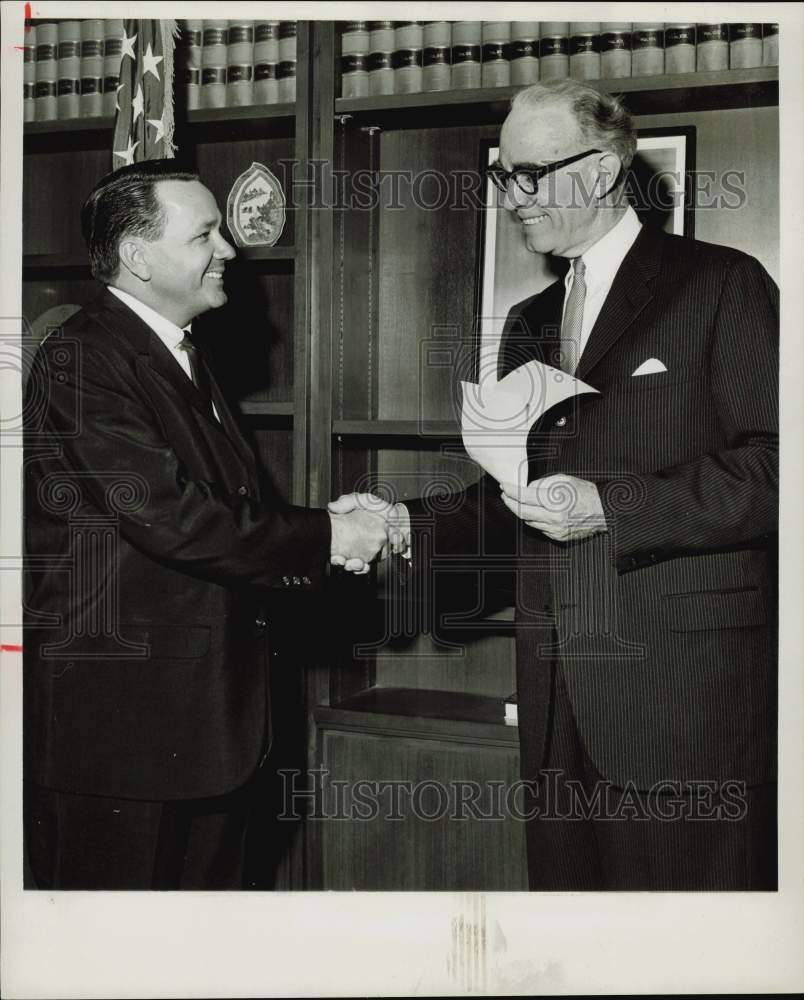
[332,79,778,891]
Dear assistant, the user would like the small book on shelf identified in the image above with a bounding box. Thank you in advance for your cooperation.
[504,692,517,726]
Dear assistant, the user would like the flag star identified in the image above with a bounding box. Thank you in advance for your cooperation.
[147,109,167,144]
[131,83,144,123]
[113,136,140,166]
[121,29,137,60]
[142,42,163,81]
[114,83,125,112]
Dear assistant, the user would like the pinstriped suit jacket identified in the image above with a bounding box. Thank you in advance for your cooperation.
[408,225,778,791]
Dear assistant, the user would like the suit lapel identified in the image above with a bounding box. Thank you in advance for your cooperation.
[498,278,566,378]
[90,290,222,423]
[201,350,259,477]
[575,225,664,382]
[90,291,258,481]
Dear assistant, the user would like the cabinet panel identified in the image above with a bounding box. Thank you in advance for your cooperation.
[196,267,294,404]
[377,125,498,420]
[23,148,110,257]
[320,728,527,890]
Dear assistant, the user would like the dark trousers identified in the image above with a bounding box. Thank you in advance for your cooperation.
[24,778,256,890]
[524,667,777,891]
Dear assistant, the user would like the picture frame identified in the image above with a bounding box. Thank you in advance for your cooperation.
[477,126,697,367]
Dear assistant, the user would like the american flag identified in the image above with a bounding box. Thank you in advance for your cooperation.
[112,20,179,166]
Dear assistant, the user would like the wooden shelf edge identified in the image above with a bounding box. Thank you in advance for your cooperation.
[315,686,519,744]
[239,245,296,261]
[23,254,90,271]
[185,102,296,125]
[238,400,294,416]
[332,419,460,438]
[24,116,115,136]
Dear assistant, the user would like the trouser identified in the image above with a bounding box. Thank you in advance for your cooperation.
[24,778,256,891]
[523,667,777,891]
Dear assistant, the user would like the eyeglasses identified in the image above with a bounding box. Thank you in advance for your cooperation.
[486,149,602,196]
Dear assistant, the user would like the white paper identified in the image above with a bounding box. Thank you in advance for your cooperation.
[460,360,600,488]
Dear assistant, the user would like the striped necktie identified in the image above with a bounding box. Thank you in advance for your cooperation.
[561,257,587,374]
[179,332,216,419]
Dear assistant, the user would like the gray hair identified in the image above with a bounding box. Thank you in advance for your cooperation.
[511,80,637,178]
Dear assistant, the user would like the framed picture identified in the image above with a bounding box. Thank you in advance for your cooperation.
[477,126,696,368]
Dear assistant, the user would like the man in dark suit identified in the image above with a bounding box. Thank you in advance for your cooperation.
[23,159,390,890]
[332,80,778,890]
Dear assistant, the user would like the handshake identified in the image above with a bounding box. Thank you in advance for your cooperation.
[327,493,411,575]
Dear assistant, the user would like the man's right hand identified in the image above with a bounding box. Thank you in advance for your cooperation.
[328,493,410,574]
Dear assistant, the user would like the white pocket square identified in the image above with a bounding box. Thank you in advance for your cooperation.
[631,358,668,376]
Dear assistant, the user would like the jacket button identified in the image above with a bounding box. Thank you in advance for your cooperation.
[238,485,248,496]
[255,617,267,629]
[555,416,567,427]
[649,553,657,563]
[302,576,311,585]
[282,576,291,586]
[292,576,301,586]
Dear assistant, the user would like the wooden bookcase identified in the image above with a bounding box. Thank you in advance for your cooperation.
[22,20,779,890]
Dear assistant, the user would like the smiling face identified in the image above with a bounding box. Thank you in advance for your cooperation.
[136,179,236,327]
[499,100,613,258]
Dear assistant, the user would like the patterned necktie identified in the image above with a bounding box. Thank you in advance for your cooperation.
[561,257,587,374]
[179,332,216,419]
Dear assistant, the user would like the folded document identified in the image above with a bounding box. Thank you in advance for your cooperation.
[460,360,599,489]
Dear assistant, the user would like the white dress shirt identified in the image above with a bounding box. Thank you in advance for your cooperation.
[562,204,642,363]
[108,285,219,420]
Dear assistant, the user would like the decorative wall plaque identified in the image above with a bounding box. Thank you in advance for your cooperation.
[226,162,286,247]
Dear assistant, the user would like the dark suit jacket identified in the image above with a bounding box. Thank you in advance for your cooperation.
[24,289,331,801]
[407,225,778,791]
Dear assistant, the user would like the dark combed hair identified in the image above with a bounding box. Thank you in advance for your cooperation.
[511,80,637,183]
[80,159,200,283]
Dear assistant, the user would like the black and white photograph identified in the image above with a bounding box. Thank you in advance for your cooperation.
[1,2,802,997]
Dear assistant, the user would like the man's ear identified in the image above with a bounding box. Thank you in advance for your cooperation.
[596,151,623,199]
[118,238,151,282]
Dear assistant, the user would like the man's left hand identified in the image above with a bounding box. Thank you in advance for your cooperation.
[500,474,607,542]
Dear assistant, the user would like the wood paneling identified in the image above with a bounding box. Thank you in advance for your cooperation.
[319,726,526,890]
[633,105,779,282]
[195,267,294,403]
[23,149,111,257]
[377,124,499,420]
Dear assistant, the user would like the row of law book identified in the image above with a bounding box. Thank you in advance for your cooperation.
[176,20,297,111]
[24,20,125,122]
[339,21,780,98]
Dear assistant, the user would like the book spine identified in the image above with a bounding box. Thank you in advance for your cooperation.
[569,23,601,80]
[57,21,81,120]
[696,23,728,71]
[24,25,36,122]
[600,23,631,79]
[341,22,369,98]
[227,21,254,107]
[102,20,124,116]
[509,37,539,85]
[729,23,763,69]
[762,23,779,67]
[664,23,696,74]
[35,22,58,121]
[254,21,279,104]
[422,45,451,92]
[631,23,664,77]
[201,20,228,109]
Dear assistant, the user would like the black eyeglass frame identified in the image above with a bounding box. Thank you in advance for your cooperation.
[486,149,603,195]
